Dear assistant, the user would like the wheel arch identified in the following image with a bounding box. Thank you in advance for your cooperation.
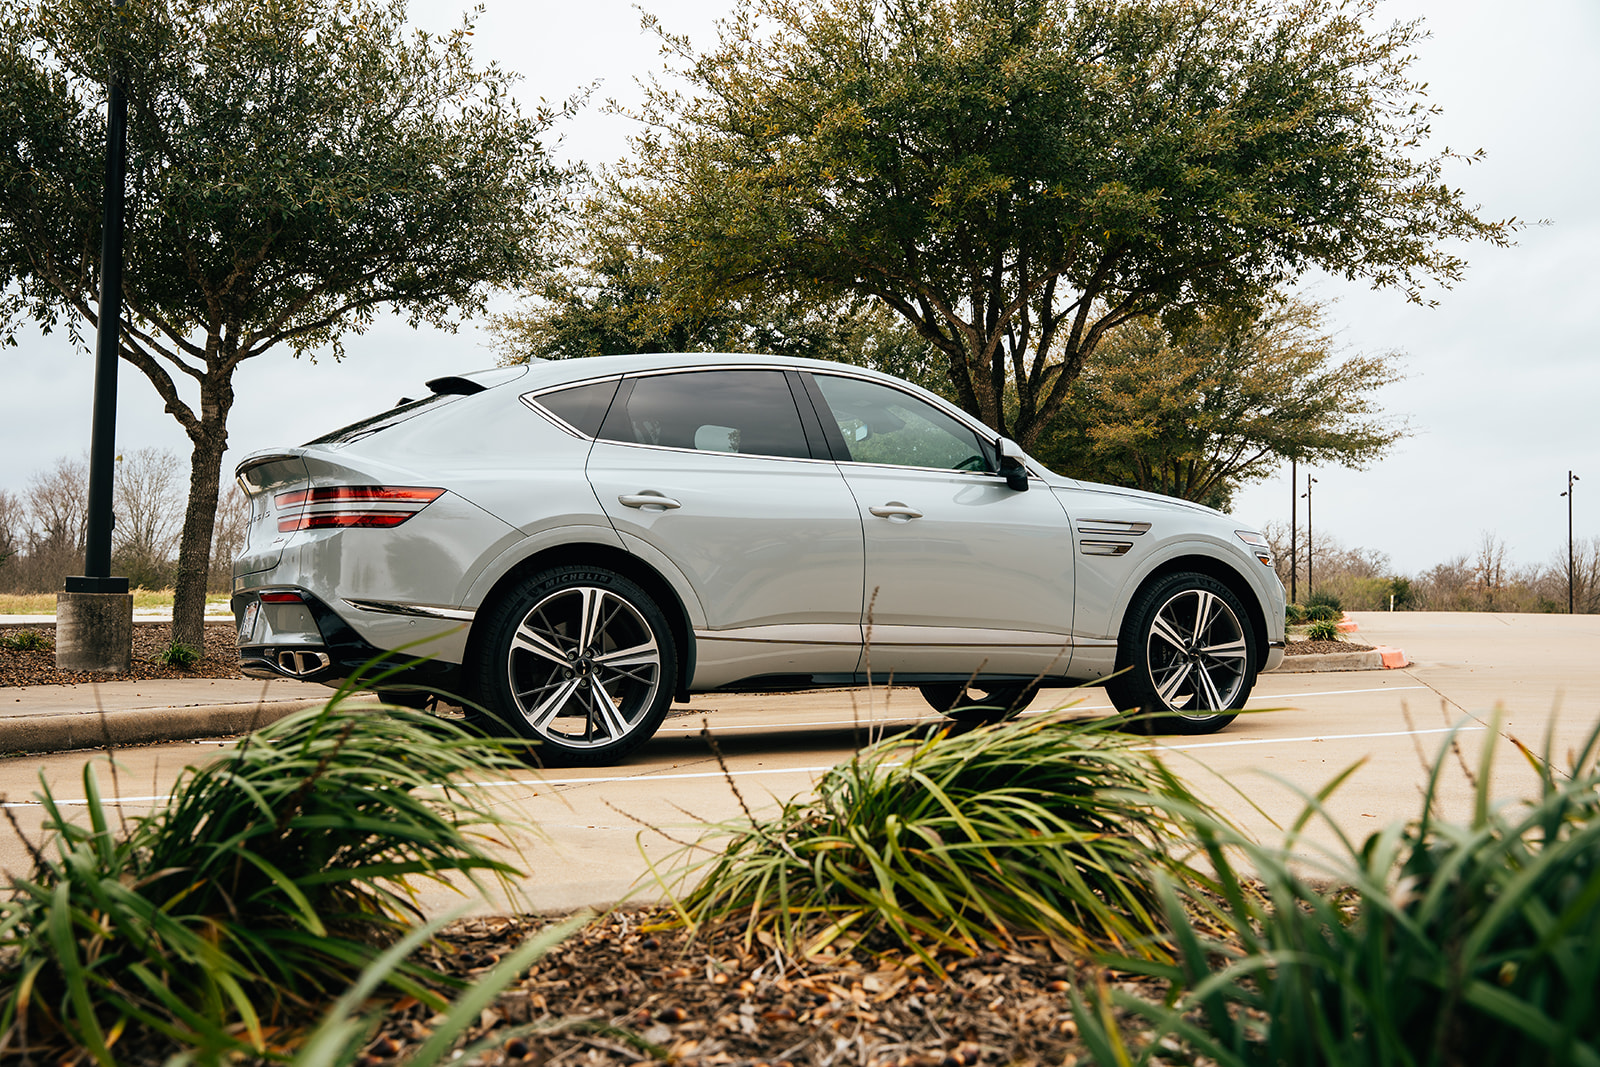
[1128,554,1272,674]
[465,541,697,701]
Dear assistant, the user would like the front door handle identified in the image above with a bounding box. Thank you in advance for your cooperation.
[618,491,682,511]
[868,501,923,520]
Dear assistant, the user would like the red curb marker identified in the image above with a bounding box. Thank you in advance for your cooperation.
[1375,645,1409,669]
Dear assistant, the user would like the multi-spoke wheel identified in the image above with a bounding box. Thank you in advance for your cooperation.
[1105,572,1256,735]
[918,680,1042,724]
[474,566,677,765]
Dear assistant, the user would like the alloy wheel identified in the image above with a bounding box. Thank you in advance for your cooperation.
[505,585,663,749]
[1144,587,1249,716]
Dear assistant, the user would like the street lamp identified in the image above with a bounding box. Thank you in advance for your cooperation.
[1562,471,1580,614]
[1302,474,1318,599]
[1289,459,1298,604]
[58,0,133,674]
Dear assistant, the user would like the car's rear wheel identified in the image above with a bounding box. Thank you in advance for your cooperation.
[918,680,1041,724]
[473,565,677,765]
[1105,572,1255,735]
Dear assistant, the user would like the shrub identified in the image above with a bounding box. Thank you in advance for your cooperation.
[153,639,200,668]
[1305,603,1341,622]
[0,693,531,1061]
[0,628,51,651]
[1285,603,1307,624]
[1305,589,1343,612]
[1072,718,1600,1066]
[677,713,1220,970]
[1306,620,1341,641]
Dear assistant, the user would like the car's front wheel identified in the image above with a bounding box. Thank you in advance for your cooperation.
[1105,572,1256,735]
[473,565,677,765]
[918,680,1041,724]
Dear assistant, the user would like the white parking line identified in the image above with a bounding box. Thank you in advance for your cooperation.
[0,686,1451,810]
[1158,724,1486,752]
[656,684,1435,732]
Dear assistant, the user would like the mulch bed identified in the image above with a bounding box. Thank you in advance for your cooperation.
[1283,638,1375,656]
[0,621,243,688]
[390,911,1135,1067]
[94,909,1163,1067]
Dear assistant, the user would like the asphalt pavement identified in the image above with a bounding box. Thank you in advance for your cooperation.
[6,611,1597,917]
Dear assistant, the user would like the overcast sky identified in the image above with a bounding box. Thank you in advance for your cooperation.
[3,0,1595,577]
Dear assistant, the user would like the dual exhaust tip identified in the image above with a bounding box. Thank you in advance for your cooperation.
[276,649,331,676]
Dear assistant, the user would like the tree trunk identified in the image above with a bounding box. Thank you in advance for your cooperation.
[170,379,233,652]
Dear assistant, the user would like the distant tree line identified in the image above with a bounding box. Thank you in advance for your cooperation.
[1262,526,1600,614]
[0,450,245,595]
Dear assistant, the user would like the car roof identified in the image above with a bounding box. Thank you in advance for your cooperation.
[501,352,906,391]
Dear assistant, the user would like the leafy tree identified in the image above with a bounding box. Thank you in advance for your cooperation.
[490,207,952,395]
[0,0,571,647]
[1033,297,1403,509]
[620,0,1512,449]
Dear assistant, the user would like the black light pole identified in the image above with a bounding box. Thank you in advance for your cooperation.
[1289,459,1298,604]
[1562,471,1580,614]
[70,57,129,597]
[1303,474,1317,599]
[58,0,132,673]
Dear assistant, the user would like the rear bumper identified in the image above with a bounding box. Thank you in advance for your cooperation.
[233,589,465,697]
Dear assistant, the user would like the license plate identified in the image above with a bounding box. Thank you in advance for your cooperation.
[238,600,260,645]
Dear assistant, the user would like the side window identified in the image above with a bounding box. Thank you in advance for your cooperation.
[813,375,991,471]
[531,379,620,438]
[598,370,811,460]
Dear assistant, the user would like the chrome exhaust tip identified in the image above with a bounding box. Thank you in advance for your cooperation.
[277,649,331,676]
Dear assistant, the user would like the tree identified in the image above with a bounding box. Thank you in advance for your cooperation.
[620,0,1512,449]
[112,445,183,589]
[1032,297,1404,509]
[489,208,953,395]
[0,0,571,647]
[20,457,88,594]
[0,488,19,576]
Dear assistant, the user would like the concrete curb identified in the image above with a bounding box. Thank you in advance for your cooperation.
[0,696,380,756]
[1272,644,1410,673]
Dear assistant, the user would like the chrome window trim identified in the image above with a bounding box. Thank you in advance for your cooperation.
[519,362,1047,479]
[519,374,625,440]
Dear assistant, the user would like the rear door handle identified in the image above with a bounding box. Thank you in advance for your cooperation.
[618,491,682,511]
[868,501,923,520]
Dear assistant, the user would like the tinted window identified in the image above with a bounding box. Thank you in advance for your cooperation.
[599,370,811,459]
[534,379,619,438]
[813,375,989,471]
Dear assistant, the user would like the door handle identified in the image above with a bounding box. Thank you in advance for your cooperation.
[868,501,923,520]
[618,491,682,511]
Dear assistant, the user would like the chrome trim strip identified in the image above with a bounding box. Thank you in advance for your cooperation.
[342,598,476,622]
[694,624,862,646]
[1079,540,1133,556]
[1076,519,1153,536]
[864,625,1076,648]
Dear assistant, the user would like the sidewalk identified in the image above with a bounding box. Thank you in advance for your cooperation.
[0,675,370,755]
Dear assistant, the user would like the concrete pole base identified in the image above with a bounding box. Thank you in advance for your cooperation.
[56,591,134,674]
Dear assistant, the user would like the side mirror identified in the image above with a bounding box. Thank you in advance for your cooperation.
[997,437,1029,492]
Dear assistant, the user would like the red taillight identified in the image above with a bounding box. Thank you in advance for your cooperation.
[259,591,305,604]
[275,486,444,533]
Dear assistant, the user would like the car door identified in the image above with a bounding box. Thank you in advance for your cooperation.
[801,371,1076,683]
[583,367,866,689]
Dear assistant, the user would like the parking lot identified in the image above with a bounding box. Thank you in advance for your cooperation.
[3,611,1598,915]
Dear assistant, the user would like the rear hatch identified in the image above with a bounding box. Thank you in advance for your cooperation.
[233,452,314,578]
[231,367,530,579]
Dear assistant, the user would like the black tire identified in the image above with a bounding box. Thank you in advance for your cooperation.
[472,565,677,766]
[376,688,434,710]
[918,680,1042,724]
[1104,571,1256,735]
